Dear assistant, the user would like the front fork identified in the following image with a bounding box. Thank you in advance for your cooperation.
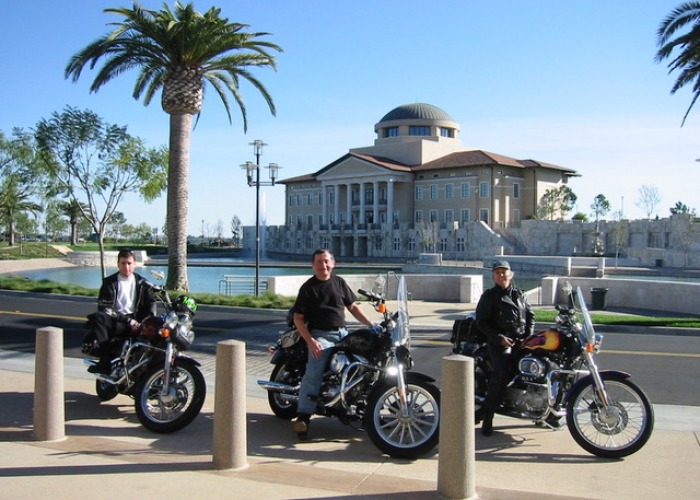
[583,351,611,407]
[161,341,174,396]
[394,364,410,416]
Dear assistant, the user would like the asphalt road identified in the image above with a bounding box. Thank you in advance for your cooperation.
[1,290,698,407]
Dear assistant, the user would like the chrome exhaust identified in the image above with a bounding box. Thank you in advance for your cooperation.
[257,380,298,394]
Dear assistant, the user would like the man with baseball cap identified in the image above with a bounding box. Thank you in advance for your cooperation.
[475,260,534,436]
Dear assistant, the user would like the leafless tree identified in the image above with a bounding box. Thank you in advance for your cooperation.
[635,185,662,218]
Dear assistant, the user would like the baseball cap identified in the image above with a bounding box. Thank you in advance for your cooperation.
[491,260,511,271]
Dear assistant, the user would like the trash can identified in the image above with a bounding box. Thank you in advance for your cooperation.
[590,287,609,310]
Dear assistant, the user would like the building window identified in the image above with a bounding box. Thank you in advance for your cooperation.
[384,126,399,138]
[393,237,401,251]
[409,125,430,136]
[415,210,423,223]
[429,209,438,222]
[392,210,399,223]
[461,182,471,198]
[408,236,416,252]
[318,214,323,226]
[365,187,374,204]
[296,194,302,206]
[513,182,520,198]
[445,183,454,199]
[307,193,313,205]
[322,237,330,248]
[318,193,323,205]
[479,208,489,224]
[415,185,423,200]
[456,237,465,252]
[479,182,489,198]
[439,238,448,252]
[460,209,470,223]
[430,184,438,199]
[440,127,454,138]
[445,209,454,222]
[328,191,335,204]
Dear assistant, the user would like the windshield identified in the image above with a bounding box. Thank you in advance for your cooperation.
[574,286,596,345]
[394,275,410,346]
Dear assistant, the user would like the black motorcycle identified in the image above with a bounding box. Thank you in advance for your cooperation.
[82,271,206,433]
[258,277,441,459]
[452,282,654,458]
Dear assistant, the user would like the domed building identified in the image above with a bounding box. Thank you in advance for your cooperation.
[271,103,578,259]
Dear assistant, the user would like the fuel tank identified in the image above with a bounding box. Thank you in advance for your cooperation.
[520,328,564,353]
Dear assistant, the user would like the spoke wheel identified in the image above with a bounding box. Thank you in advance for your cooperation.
[566,374,654,458]
[365,378,440,459]
[134,359,206,433]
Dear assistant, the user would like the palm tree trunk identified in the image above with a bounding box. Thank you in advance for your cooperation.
[166,113,191,291]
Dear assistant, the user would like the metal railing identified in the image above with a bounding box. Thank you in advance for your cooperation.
[218,276,268,296]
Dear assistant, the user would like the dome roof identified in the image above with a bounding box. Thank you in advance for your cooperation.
[378,103,454,123]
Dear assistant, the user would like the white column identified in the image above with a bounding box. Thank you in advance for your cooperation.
[322,184,328,225]
[346,183,353,224]
[372,181,379,224]
[387,179,395,223]
[359,182,365,225]
[336,184,341,224]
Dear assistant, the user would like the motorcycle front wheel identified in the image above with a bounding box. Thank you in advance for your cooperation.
[134,358,206,433]
[365,377,440,459]
[566,373,654,458]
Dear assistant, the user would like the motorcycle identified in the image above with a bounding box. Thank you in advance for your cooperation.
[82,270,206,433]
[451,282,654,458]
[257,276,441,459]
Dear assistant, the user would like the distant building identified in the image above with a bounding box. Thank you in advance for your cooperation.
[266,103,578,259]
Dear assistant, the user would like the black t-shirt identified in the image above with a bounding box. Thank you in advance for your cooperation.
[292,274,357,330]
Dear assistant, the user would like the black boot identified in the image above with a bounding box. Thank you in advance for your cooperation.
[88,343,112,374]
[481,411,494,436]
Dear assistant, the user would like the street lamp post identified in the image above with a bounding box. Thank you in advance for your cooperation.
[241,139,280,296]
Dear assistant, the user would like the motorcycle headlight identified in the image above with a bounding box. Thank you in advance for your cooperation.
[173,323,195,350]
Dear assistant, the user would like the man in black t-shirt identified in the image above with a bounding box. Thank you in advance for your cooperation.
[291,249,373,439]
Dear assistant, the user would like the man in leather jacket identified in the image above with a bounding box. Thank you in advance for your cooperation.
[475,260,534,436]
[86,249,157,374]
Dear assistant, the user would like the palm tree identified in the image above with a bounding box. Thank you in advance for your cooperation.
[65,2,282,290]
[655,1,700,126]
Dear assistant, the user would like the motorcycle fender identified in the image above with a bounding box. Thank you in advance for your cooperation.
[566,370,631,399]
[174,354,201,368]
[404,371,437,384]
[270,348,283,365]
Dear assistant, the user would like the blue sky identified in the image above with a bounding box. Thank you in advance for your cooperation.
[2,1,698,236]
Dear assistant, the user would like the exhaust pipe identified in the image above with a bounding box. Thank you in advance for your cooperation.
[257,380,298,394]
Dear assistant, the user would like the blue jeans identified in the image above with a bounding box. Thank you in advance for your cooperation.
[297,328,347,415]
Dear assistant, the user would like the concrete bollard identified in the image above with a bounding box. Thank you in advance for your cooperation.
[34,327,65,442]
[437,355,476,500]
[212,339,248,470]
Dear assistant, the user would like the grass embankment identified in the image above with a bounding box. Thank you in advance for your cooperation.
[534,309,700,328]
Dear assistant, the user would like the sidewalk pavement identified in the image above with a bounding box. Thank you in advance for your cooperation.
[1,349,699,500]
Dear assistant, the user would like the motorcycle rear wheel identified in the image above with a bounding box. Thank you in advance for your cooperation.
[365,377,440,459]
[267,361,300,420]
[566,373,654,458]
[134,359,206,433]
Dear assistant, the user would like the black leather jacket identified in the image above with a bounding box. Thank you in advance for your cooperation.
[475,284,535,347]
[97,272,157,323]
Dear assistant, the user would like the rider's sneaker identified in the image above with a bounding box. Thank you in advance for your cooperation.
[293,413,310,439]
